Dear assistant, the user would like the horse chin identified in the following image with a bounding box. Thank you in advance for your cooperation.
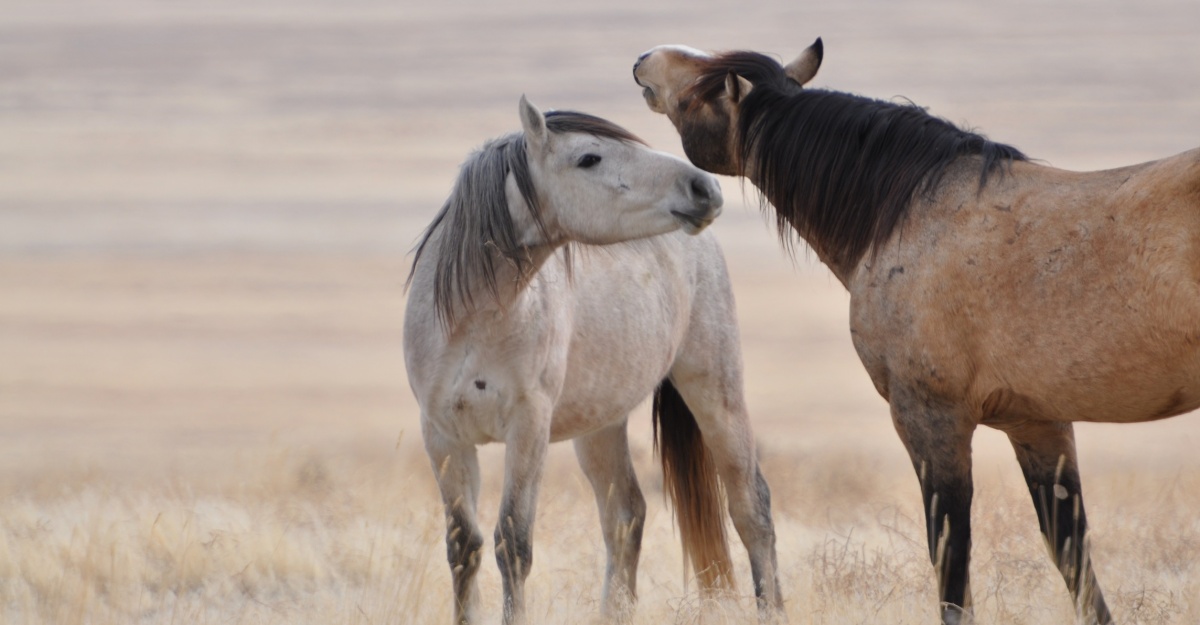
[671,209,717,234]
[684,153,736,177]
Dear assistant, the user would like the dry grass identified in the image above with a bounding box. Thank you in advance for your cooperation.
[3,441,1200,624]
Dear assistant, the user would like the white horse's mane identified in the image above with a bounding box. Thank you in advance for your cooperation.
[408,111,644,328]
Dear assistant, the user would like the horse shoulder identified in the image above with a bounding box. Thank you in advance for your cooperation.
[408,265,573,445]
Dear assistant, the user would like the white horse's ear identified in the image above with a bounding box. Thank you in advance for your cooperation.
[519,94,548,153]
[784,37,823,85]
[725,72,754,104]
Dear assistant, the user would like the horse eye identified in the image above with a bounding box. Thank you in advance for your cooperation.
[577,154,602,169]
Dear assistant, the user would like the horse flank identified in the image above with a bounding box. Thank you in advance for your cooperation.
[686,51,1028,267]
[408,111,646,329]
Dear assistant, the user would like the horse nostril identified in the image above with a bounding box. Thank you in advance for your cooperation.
[690,177,711,203]
[633,53,649,82]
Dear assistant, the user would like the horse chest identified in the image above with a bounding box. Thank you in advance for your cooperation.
[847,259,977,403]
[425,313,570,445]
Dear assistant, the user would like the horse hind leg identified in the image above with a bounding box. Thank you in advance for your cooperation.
[660,373,784,618]
[890,389,976,625]
[573,422,646,622]
[1003,420,1113,625]
[664,260,784,617]
[424,430,485,625]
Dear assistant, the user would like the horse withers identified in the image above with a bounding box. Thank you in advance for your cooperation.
[634,39,1200,625]
[404,96,784,624]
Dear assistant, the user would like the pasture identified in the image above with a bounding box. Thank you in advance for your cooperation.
[2,0,1199,623]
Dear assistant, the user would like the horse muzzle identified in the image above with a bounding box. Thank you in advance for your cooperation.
[672,174,723,233]
[632,51,650,86]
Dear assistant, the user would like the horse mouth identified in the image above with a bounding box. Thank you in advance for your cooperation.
[671,210,714,232]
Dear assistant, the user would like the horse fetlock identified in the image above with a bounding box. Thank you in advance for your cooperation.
[940,602,974,625]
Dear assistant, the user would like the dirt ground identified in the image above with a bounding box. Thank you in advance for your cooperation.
[2,1,1199,623]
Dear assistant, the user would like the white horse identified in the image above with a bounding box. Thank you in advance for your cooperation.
[404,97,783,624]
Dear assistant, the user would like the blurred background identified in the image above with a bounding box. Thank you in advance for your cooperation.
[4,0,1199,479]
[1,0,1198,622]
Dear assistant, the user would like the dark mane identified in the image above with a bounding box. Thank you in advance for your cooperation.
[408,110,645,328]
[693,51,1027,266]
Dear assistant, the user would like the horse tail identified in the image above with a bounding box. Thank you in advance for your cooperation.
[652,378,735,592]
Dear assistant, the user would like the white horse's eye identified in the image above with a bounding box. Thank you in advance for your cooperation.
[577,154,602,169]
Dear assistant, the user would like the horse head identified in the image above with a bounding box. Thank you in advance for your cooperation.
[633,39,823,176]
[517,96,723,245]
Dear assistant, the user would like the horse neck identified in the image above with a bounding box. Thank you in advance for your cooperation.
[424,224,562,326]
[743,163,856,287]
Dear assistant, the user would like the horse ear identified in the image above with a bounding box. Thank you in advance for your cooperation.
[725,72,754,104]
[519,94,548,153]
[784,37,823,85]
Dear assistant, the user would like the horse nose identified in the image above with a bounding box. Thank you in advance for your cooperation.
[633,51,651,83]
[689,175,723,210]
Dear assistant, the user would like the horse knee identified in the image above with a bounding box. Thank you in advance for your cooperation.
[495,516,534,579]
[627,486,647,528]
[447,509,485,600]
[726,465,775,534]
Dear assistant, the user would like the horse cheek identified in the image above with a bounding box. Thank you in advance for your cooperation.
[680,117,736,176]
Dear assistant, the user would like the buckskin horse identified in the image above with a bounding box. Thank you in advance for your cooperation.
[633,38,1200,624]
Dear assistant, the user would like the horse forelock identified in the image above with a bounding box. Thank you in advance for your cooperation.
[410,112,642,329]
[684,54,1029,268]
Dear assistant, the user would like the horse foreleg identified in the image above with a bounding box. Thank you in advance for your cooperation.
[574,422,646,622]
[891,392,976,625]
[424,428,484,625]
[1004,421,1113,625]
[496,406,551,625]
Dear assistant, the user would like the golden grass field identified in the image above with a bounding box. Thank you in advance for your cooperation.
[2,1,1200,623]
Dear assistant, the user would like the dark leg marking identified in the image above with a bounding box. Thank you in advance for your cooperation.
[891,391,976,624]
[1008,423,1113,625]
[919,468,973,624]
[495,503,534,622]
[447,507,484,620]
[748,467,782,613]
